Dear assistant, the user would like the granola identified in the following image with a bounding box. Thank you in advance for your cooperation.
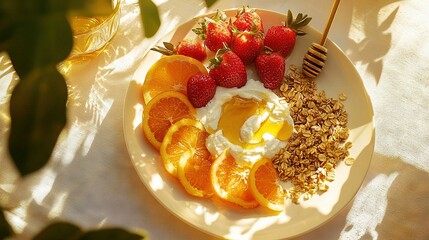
[273,65,353,204]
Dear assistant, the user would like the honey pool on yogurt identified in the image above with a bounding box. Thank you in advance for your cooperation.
[197,79,294,165]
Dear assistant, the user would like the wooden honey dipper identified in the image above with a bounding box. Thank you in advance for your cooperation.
[303,0,341,78]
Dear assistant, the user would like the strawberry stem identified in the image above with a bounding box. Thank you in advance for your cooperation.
[150,42,176,55]
[209,43,230,69]
[285,9,312,36]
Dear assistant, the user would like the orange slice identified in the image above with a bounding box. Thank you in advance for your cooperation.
[160,118,207,174]
[249,158,285,212]
[142,55,208,104]
[142,91,196,149]
[165,119,213,197]
[178,150,214,198]
[210,151,259,208]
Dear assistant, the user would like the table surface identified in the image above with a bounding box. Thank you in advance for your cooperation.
[1,0,428,239]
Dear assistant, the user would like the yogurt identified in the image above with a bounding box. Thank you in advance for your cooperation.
[197,79,294,165]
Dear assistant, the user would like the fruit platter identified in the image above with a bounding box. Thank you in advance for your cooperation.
[123,7,374,240]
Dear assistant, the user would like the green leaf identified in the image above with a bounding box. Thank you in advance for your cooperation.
[204,0,217,8]
[79,228,145,240]
[0,1,17,51]
[138,0,161,37]
[8,66,67,176]
[163,42,175,51]
[65,0,114,17]
[27,0,113,16]
[31,222,146,240]
[0,210,14,239]
[33,222,82,240]
[0,0,111,53]
[286,9,293,26]
[7,13,73,77]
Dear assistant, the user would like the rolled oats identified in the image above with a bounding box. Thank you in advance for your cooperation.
[272,65,353,204]
[345,157,355,166]
[339,93,348,101]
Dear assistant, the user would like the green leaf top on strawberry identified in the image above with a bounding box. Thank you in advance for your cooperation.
[255,47,286,90]
[193,10,232,52]
[232,6,264,32]
[209,46,247,88]
[151,40,207,62]
[264,10,312,58]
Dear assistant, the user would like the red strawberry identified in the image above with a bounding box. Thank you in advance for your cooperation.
[150,40,207,62]
[187,74,216,108]
[255,49,285,90]
[177,40,207,61]
[264,10,311,58]
[233,6,264,32]
[193,10,232,52]
[231,27,263,65]
[209,48,247,88]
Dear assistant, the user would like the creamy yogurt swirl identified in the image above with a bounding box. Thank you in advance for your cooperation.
[196,79,294,165]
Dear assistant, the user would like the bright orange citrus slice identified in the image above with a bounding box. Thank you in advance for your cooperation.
[161,119,213,197]
[210,151,259,208]
[249,158,285,212]
[160,118,207,174]
[142,55,208,104]
[142,91,196,149]
[178,150,214,198]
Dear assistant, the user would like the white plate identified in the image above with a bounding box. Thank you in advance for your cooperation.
[123,9,374,240]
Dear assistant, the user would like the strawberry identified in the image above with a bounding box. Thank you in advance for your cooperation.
[264,10,311,58]
[209,48,247,88]
[176,40,207,61]
[233,6,264,32]
[187,73,217,108]
[231,27,263,65]
[193,10,232,52]
[150,39,207,62]
[255,48,285,90]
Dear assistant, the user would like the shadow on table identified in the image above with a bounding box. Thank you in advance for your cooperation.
[295,152,429,240]
[336,0,402,85]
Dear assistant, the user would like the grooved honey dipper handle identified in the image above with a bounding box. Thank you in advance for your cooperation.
[320,0,341,46]
[302,0,341,78]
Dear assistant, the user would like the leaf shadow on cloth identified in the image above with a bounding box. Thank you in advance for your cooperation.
[334,0,402,85]
[296,152,429,240]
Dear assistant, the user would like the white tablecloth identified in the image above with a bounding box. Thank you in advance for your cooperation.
[1,0,428,239]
